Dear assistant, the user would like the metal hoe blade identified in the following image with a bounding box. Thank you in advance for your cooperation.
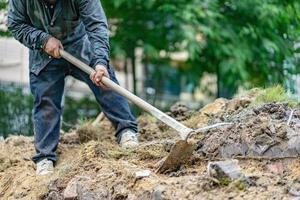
[157,122,233,173]
[157,140,195,173]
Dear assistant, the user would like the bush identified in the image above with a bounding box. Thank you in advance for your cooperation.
[0,84,101,138]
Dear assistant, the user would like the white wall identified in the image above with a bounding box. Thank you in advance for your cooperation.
[0,38,29,84]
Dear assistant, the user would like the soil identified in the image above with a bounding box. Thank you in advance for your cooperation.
[1,93,300,200]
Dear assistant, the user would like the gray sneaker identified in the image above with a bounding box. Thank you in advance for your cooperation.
[36,159,54,176]
[120,130,139,149]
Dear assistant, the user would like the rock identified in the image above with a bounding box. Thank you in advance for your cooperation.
[135,170,151,179]
[63,179,79,200]
[63,176,90,200]
[48,179,61,192]
[287,128,300,154]
[152,185,166,200]
[220,143,248,158]
[77,184,109,200]
[289,182,300,197]
[63,176,110,200]
[46,191,63,200]
[207,160,245,181]
[0,136,4,142]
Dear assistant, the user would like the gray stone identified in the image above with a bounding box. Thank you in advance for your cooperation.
[64,176,110,200]
[288,136,300,154]
[46,191,63,200]
[207,159,245,181]
[77,184,109,200]
[63,180,78,200]
[220,143,248,158]
[289,182,300,197]
[48,179,59,192]
[135,169,151,179]
[152,185,166,200]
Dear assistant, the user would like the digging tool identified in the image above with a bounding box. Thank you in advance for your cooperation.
[92,112,105,127]
[59,50,232,173]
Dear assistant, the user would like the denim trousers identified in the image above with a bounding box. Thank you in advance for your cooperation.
[30,58,137,163]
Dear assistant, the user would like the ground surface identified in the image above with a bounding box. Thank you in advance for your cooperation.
[1,89,300,200]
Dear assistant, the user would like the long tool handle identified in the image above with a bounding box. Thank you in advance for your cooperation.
[60,50,193,139]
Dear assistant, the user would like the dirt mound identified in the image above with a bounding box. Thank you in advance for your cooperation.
[194,103,300,159]
[1,90,300,199]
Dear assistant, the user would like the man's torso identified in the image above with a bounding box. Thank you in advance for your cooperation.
[22,0,92,75]
[27,0,83,41]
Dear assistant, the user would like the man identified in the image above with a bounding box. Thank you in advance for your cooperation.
[7,0,139,176]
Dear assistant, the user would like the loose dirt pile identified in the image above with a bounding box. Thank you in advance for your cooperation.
[1,89,300,199]
[195,103,300,159]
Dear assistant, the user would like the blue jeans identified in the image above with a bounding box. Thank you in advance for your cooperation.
[30,58,137,163]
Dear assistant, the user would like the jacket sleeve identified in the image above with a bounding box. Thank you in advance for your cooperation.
[78,0,110,68]
[7,0,51,50]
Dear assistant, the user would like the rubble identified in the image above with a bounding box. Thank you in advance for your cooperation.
[63,178,79,200]
[152,185,167,200]
[1,89,300,199]
[207,160,245,181]
[288,180,300,197]
[135,169,151,179]
[195,103,300,159]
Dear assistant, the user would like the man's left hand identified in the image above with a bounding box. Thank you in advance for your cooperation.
[90,65,110,89]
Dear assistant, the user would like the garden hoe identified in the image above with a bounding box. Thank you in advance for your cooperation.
[60,50,232,173]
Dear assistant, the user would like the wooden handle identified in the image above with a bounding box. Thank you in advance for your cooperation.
[59,49,193,139]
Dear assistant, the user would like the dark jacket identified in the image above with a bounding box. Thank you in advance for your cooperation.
[7,0,110,75]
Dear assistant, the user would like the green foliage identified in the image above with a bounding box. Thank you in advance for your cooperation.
[62,96,100,130]
[0,84,101,138]
[0,0,7,10]
[101,0,300,97]
[0,0,9,36]
[0,31,11,37]
[0,85,33,138]
[254,85,298,107]
[255,85,288,103]
[195,0,300,96]
[2,0,300,98]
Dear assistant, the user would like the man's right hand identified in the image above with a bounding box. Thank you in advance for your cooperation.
[43,37,63,58]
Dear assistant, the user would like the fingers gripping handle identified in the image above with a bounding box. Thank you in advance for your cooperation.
[59,50,193,139]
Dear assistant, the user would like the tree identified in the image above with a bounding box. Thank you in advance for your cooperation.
[1,0,299,97]
[189,0,300,97]
[102,0,300,97]
[0,0,9,36]
[102,0,192,94]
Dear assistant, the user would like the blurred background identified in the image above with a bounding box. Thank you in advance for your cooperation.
[0,0,300,137]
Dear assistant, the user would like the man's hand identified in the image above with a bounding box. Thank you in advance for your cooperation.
[90,65,110,89]
[43,37,63,58]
